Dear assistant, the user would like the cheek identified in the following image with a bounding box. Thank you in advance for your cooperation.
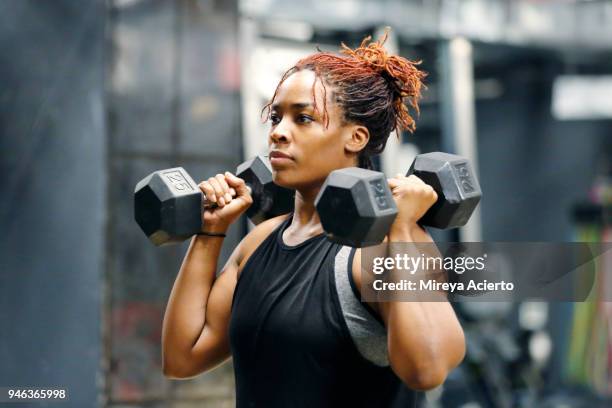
[303,136,343,164]
[320,145,348,173]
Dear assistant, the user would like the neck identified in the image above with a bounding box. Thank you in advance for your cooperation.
[287,158,359,233]
[289,186,323,233]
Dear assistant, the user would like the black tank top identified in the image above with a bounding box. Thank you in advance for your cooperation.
[229,216,420,407]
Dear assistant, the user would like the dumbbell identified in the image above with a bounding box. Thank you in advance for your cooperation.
[134,155,294,246]
[315,152,482,247]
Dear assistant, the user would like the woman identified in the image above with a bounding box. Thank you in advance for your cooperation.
[161,29,465,407]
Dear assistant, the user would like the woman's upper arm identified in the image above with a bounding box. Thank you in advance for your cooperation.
[187,215,289,376]
[351,247,386,318]
[188,244,242,374]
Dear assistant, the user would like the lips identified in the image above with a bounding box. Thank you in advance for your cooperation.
[269,150,293,160]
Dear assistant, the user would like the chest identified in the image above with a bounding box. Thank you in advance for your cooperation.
[230,241,349,356]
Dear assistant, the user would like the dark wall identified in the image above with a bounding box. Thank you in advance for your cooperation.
[104,0,242,404]
[0,0,106,405]
[473,47,611,391]
[476,56,610,241]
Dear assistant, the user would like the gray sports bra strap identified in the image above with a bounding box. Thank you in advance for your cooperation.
[334,246,389,367]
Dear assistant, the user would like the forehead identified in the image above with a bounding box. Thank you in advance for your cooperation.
[271,69,329,110]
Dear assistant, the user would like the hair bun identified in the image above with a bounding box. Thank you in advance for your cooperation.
[340,27,426,133]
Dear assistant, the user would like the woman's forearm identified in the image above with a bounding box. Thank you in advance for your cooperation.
[161,235,224,369]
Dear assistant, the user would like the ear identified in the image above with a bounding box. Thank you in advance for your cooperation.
[345,125,370,154]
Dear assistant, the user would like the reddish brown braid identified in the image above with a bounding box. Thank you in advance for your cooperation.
[261,28,426,169]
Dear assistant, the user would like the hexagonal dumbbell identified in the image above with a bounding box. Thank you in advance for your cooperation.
[315,168,398,247]
[406,152,481,229]
[134,155,294,246]
[315,152,482,247]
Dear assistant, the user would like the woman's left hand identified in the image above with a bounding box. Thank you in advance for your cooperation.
[387,174,438,231]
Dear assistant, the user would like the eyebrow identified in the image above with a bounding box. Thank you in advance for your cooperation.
[271,102,314,111]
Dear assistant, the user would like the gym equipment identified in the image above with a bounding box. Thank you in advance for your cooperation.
[315,168,398,248]
[315,152,482,247]
[407,152,481,229]
[134,155,294,245]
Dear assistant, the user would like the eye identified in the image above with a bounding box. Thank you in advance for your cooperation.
[297,114,313,124]
[269,113,280,125]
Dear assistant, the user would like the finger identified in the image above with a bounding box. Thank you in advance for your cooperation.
[215,173,232,203]
[208,177,226,206]
[387,178,400,189]
[199,181,216,203]
[407,174,425,184]
[428,187,439,200]
[225,172,250,196]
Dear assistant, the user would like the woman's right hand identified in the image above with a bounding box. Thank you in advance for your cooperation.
[198,172,253,233]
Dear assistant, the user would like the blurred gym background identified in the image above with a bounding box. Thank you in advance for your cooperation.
[0,0,610,406]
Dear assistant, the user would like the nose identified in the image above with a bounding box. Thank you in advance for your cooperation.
[269,120,291,145]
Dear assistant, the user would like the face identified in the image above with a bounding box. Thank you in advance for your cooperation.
[267,69,368,191]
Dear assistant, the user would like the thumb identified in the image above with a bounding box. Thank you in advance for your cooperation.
[225,172,250,196]
[387,177,400,189]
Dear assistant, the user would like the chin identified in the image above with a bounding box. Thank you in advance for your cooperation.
[273,171,313,191]
[274,172,325,193]
[272,171,295,189]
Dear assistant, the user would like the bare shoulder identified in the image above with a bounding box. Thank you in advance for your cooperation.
[351,247,384,318]
[351,248,365,297]
[236,214,290,275]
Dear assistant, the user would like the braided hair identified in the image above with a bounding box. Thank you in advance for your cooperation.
[262,27,426,169]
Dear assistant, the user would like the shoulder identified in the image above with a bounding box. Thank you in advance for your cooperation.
[236,214,289,273]
[350,247,385,320]
[351,248,362,289]
[350,249,368,307]
[336,245,390,366]
[351,229,437,323]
